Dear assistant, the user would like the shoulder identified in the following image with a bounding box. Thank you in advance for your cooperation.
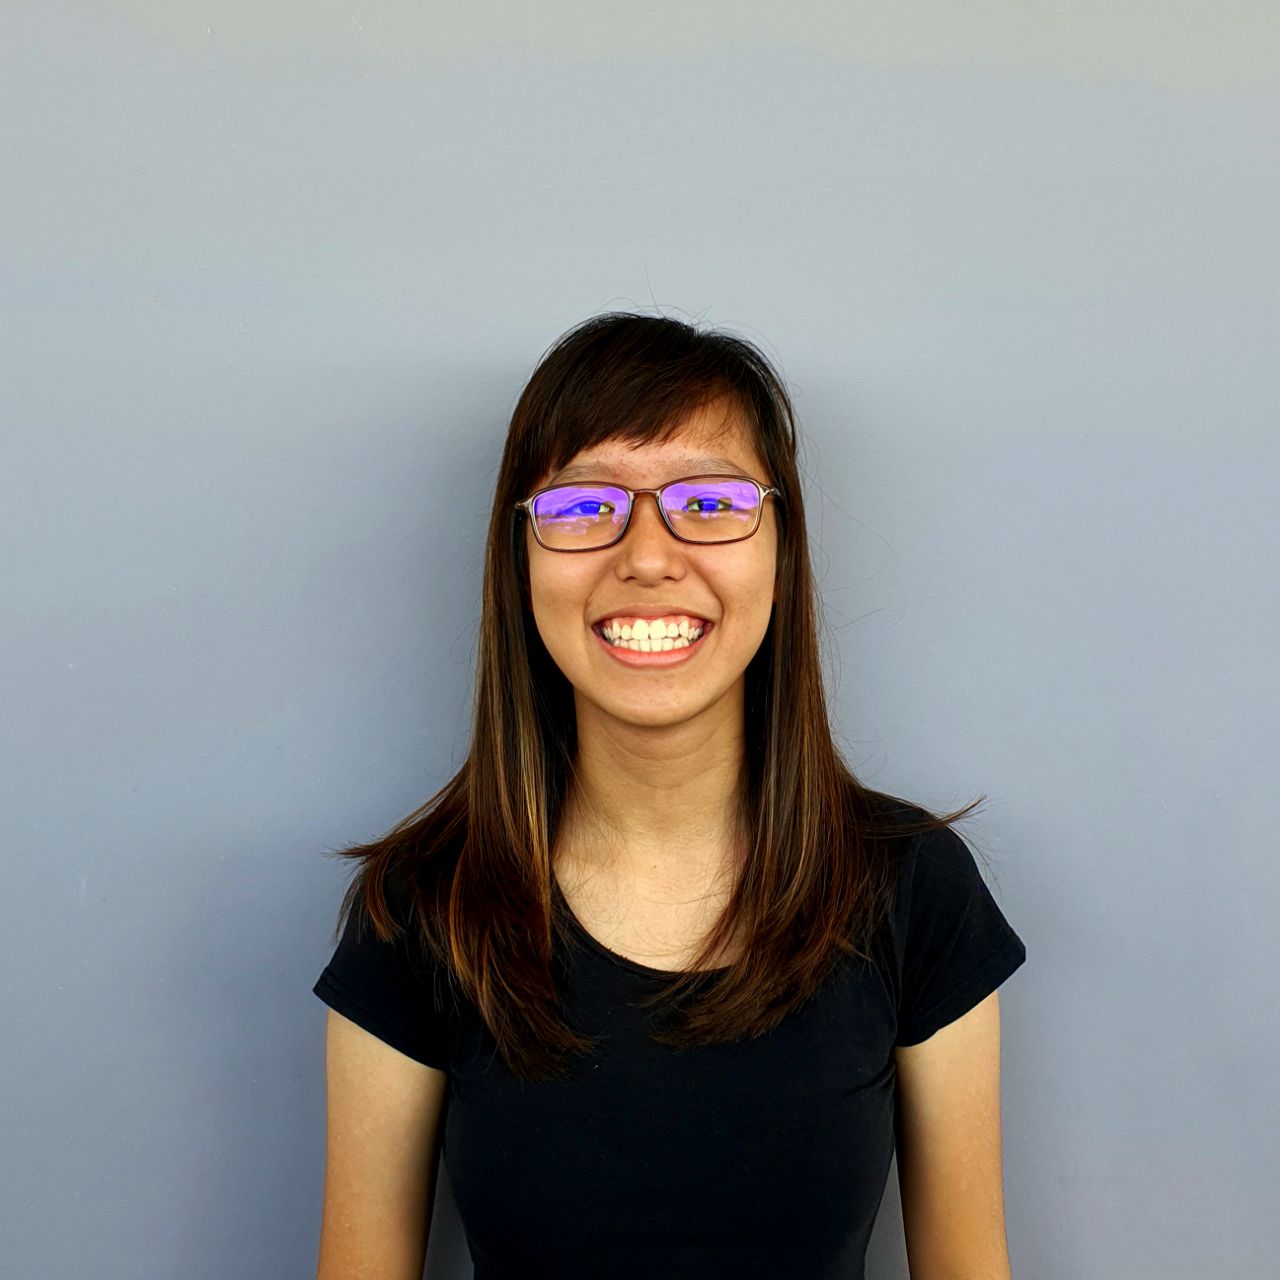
[314,863,459,1070]
[322,862,457,1008]
[858,797,980,900]
[890,815,1026,1048]
[904,821,988,896]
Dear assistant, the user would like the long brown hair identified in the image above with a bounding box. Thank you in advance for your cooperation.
[322,311,983,1081]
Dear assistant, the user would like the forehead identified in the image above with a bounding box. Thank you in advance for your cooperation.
[545,401,766,487]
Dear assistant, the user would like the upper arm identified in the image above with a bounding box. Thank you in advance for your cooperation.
[317,1007,449,1280]
[893,989,1013,1280]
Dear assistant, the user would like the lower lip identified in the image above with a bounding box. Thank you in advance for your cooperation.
[592,622,713,667]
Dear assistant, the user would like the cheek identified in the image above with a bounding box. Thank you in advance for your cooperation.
[526,560,590,646]
[735,545,778,610]
[525,539,558,610]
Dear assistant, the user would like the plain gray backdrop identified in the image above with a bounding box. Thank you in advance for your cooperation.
[3,4,1276,1278]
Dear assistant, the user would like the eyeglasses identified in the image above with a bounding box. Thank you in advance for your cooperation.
[514,473,780,552]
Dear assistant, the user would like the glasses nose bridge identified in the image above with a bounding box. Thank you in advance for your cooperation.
[623,484,673,538]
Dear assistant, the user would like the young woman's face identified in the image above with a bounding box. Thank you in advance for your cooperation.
[525,398,778,732]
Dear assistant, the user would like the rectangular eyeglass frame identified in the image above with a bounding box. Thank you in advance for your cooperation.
[514,473,782,552]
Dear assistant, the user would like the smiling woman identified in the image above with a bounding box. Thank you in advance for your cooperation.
[311,311,1027,1280]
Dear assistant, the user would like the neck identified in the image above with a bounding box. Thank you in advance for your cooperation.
[558,694,747,893]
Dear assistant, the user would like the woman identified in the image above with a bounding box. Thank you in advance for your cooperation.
[312,312,1027,1280]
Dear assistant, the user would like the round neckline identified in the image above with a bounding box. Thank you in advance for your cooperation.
[552,875,733,979]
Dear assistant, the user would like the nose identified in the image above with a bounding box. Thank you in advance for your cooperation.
[621,489,673,544]
[609,489,691,581]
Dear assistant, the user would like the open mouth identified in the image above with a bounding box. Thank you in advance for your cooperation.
[592,619,713,652]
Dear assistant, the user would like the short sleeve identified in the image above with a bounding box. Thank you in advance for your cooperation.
[893,824,1027,1047]
[312,875,453,1070]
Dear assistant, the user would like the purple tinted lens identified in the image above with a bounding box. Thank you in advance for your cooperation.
[531,485,628,547]
[663,478,760,539]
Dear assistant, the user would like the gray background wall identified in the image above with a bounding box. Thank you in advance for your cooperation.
[3,4,1276,1277]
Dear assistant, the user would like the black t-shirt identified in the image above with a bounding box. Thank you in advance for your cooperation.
[312,822,1027,1279]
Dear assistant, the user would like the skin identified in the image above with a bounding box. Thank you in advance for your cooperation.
[524,396,777,959]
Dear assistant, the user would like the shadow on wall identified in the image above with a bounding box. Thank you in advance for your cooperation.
[424,1162,475,1279]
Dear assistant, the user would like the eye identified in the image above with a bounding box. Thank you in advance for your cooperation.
[564,498,616,518]
[684,493,732,514]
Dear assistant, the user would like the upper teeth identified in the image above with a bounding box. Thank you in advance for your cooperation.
[599,615,706,642]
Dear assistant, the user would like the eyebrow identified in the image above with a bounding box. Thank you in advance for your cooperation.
[547,455,750,485]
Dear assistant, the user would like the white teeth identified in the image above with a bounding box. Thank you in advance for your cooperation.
[598,617,706,650]
[609,635,687,652]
